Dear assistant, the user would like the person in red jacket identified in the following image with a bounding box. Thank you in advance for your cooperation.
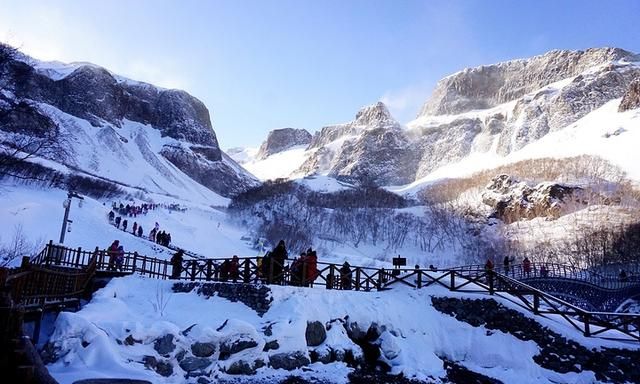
[305,250,318,287]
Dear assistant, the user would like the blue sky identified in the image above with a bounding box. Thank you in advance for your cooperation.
[1,0,638,148]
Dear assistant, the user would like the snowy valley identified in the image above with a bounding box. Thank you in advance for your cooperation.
[2,42,640,384]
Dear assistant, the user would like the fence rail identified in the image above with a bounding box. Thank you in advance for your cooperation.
[2,242,639,342]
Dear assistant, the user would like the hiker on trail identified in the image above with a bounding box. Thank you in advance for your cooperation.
[149,228,157,243]
[155,222,160,232]
[230,255,240,281]
[305,250,318,287]
[132,222,138,235]
[270,240,288,284]
[523,257,532,277]
[503,256,511,275]
[290,254,304,286]
[115,216,122,229]
[340,261,352,290]
[261,252,273,283]
[137,225,143,237]
[220,259,231,281]
[122,219,128,231]
[171,249,184,279]
[108,211,115,223]
[166,233,172,246]
[116,246,125,271]
[107,240,120,271]
[619,269,629,282]
[540,264,549,278]
[484,258,494,272]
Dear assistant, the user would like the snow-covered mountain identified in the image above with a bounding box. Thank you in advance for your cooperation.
[0,50,259,201]
[234,47,640,188]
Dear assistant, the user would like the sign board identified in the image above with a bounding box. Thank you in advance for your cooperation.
[392,257,407,267]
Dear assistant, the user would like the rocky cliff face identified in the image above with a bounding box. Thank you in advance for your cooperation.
[408,47,640,180]
[418,48,637,117]
[256,128,311,160]
[619,78,640,112]
[0,52,258,197]
[296,102,407,185]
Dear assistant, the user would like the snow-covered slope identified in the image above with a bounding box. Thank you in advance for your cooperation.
[240,48,640,191]
[0,50,259,200]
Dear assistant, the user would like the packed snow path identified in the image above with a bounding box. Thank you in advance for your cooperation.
[4,242,640,344]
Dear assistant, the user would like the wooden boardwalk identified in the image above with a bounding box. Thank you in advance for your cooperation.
[3,242,640,342]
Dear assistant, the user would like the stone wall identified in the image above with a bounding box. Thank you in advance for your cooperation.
[172,282,272,316]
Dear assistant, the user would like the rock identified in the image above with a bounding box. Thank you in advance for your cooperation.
[256,128,312,159]
[263,340,280,352]
[153,334,175,355]
[175,350,186,362]
[226,360,257,375]
[191,342,216,358]
[178,357,212,372]
[197,378,211,384]
[124,335,141,346]
[619,78,640,112]
[0,52,259,198]
[269,351,311,370]
[155,361,173,377]
[418,48,636,116]
[142,355,157,369]
[481,174,584,222]
[305,321,327,347]
[219,338,259,360]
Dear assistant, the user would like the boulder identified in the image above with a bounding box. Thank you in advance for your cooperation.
[269,351,310,370]
[305,321,326,347]
[226,360,256,375]
[191,342,216,358]
[153,334,175,355]
[219,338,259,360]
[178,357,212,372]
[263,340,280,352]
[155,361,173,377]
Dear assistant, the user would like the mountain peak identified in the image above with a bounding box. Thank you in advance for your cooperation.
[418,47,639,117]
[355,101,395,126]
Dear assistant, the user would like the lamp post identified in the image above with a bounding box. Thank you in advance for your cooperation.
[59,191,84,244]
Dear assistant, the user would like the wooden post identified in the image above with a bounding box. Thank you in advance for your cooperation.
[206,260,213,281]
[20,256,30,269]
[449,271,456,291]
[416,267,422,289]
[583,314,591,337]
[269,258,275,285]
[243,260,250,283]
[377,268,384,290]
[488,271,494,295]
[46,240,54,265]
[75,247,82,267]
[132,251,137,273]
[191,261,196,282]
[355,268,361,291]
[326,264,335,290]
[533,293,540,314]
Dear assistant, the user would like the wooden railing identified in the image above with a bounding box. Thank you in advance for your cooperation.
[6,242,640,342]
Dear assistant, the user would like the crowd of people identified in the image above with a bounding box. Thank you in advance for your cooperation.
[107,208,174,248]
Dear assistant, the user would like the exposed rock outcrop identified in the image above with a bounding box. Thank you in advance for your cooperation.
[0,53,258,197]
[481,174,584,222]
[256,128,312,159]
[418,48,637,116]
[619,78,640,112]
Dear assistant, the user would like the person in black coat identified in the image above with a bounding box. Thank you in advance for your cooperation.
[170,249,184,279]
[270,240,288,284]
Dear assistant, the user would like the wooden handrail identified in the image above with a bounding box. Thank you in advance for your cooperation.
[6,242,639,342]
